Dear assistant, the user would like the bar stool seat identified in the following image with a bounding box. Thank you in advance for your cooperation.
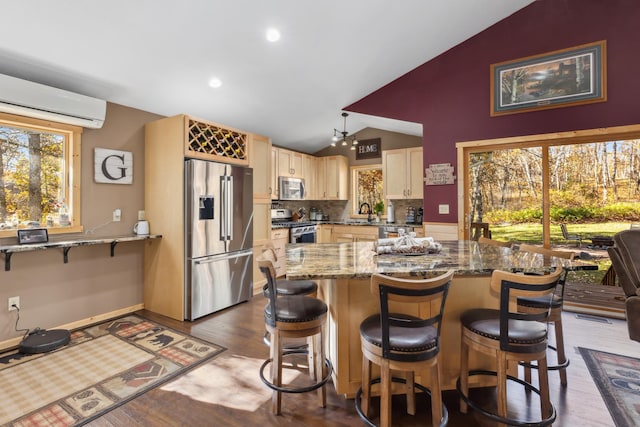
[356,270,455,427]
[257,251,332,415]
[457,267,564,427]
[264,295,327,323]
[262,278,318,297]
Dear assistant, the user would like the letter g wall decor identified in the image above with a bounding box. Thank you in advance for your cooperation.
[94,148,133,184]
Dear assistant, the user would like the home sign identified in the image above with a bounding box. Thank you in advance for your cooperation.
[355,138,381,160]
[94,148,133,184]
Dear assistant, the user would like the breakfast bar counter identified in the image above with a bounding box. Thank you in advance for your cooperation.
[284,241,577,396]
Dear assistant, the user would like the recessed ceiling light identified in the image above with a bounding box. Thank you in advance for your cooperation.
[208,77,222,88]
[266,28,280,42]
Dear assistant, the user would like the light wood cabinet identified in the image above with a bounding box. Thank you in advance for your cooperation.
[271,228,289,277]
[250,134,272,202]
[277,147,303,178]
[302,153,316,199]
[317,155,348,200]
[317,224,333,243]
[383,147,423,199]
[250,134,272,294]
[143,114,253,320]
[330,225,378,243]
[270,147,279,199]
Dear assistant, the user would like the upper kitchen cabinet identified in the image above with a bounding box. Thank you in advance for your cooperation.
[270,147,279,199]
[383,147,423,199]
[184,114,249,166]
[277,147,303,178]
[249,133,272,202]
[302,153,316,199]
[317,155,348,200]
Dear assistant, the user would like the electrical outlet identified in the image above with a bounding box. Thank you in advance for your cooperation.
[8,296,19,311]
[113,209,121,222]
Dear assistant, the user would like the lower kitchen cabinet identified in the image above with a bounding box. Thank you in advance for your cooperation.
[330,225,378,243]
[271,228,289,277]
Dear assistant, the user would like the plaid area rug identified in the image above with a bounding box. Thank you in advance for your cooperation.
[0,314,225,427]
[579,347,640,427]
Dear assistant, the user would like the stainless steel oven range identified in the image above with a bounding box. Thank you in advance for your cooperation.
[271,208,317,243]
[290,223,317,243]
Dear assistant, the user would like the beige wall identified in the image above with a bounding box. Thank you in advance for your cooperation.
[0,103,162,344]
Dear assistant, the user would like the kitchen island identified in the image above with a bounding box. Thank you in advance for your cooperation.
[284,240,578,397]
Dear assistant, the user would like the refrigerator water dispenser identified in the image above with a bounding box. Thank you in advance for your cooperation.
[199,196,214,219]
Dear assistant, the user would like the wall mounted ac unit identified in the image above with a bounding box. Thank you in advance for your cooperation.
[0,73,106,129]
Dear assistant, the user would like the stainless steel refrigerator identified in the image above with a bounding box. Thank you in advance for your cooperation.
[185,159,253,320]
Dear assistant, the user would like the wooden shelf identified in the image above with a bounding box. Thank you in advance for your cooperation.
[0,234,162,271]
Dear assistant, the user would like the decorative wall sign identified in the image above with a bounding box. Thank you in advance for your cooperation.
[355,138,381,160]
[94,148,133,184]
[490,40,606,116]
[425,163,456,185]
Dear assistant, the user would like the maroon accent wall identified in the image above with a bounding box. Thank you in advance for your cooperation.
[346,0,640,222]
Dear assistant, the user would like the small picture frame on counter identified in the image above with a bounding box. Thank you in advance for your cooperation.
[17,228,49,245]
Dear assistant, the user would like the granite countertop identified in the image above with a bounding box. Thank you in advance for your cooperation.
[0,234,162,252]
[284,241,585,280]
[315,221,421,227]
[272,221,422,229]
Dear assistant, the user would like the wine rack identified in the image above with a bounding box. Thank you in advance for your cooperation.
[186,118,248,164]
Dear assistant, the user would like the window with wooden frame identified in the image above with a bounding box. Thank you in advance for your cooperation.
[0,112,82,238]
[458,124,640,246]
[350,165,384,218]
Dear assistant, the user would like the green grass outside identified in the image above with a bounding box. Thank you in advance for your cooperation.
[489,221,632,244]
[488,221,634,286]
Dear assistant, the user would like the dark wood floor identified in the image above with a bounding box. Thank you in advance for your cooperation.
[86,295,636,427]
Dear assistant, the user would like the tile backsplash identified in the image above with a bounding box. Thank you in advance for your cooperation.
[274,199,423,223]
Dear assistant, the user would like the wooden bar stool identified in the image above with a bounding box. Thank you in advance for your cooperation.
[356,270,455,427]
[257,251,332,415]
[260,244,318,348]
[516,244,574,386]
[261,243,318,297]
[457,267,563,427]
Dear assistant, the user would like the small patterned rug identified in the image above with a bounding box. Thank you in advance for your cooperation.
[0,314,225,427]
[579,347,640,427]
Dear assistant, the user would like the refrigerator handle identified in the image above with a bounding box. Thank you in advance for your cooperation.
[220,176,227,241]
[227,175,233,241]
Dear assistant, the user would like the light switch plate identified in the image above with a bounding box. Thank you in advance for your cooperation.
[438,204,449,214]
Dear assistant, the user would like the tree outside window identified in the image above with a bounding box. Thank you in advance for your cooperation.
[0,114,81,236]
[351,165,384,218]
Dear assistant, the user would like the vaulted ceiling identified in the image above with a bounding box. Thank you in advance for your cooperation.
[0,0,534,153]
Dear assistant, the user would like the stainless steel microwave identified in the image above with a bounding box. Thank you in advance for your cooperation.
[278,176,306,200]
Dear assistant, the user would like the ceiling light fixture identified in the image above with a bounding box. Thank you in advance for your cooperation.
[208,77,222,88]
[266,28,281,42]
[330,112,358,150]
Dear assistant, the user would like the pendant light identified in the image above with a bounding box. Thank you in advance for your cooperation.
[330,112,358,150]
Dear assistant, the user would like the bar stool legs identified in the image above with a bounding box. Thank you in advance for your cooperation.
[260,321,333,414]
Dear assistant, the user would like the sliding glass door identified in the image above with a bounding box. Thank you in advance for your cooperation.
[460,128,640,246]
[467,147,543,243]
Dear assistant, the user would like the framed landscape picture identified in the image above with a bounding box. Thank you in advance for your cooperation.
[490,40,606,116]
